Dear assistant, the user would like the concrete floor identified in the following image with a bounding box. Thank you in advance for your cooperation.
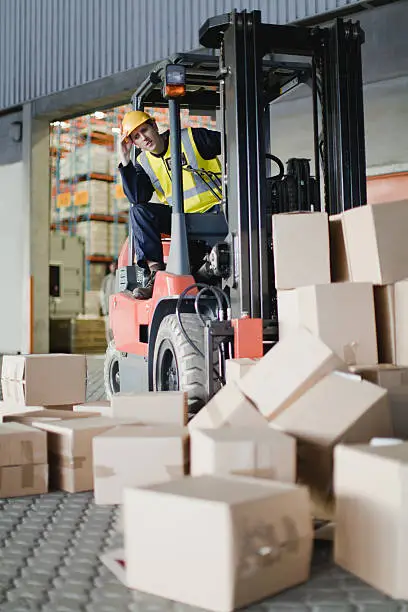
[0,356,406,611]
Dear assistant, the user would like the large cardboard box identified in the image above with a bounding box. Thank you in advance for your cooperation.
[342,200,408,285]
[188,383,267,430]
[238,327,345,421]
[110,392,187,425]
[225,358,259,385]
[190,427,296,483]
[329,214,351,282]
[271,371,392,507]
[32,416,121,493]
[1,354,86,406]
[124,475,313,611]
[334,442,408,599]
[272,212,330,290]
[0,423,48,497]
[93,425,189,505]
[277,283,378,366]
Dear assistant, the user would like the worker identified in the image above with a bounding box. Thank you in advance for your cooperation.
[99,259,118,344]
[118,110,222,299]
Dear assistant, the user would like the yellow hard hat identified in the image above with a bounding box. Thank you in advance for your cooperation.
[121,110,153,141]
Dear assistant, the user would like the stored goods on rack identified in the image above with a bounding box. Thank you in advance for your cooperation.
[50,316,107,354]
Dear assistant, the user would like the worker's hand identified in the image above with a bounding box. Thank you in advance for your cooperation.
[119,137,132,166]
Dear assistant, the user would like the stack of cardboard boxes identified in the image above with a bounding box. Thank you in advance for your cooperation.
[2,201,408,608]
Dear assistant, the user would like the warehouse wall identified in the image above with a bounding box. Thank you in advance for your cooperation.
[0,0,396,113]
[0,111,30,354]
[0,108,50,355]
[0,163,28,354]
[270,0,408,176]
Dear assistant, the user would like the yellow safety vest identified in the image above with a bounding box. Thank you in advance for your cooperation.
[137,127,222,214]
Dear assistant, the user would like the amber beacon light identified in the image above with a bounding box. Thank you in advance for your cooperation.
[164,64,186,98]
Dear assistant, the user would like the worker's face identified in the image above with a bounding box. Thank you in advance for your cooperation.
[128,121,163,153]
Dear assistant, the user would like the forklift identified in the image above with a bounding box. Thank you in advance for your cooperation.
[105,9,367,413]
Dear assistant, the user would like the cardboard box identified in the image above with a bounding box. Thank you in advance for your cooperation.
[93,425,189,505]
[374,285,396,364]
[124,475,313,611]
[73,401,110,416]
[271,371,392,507]
[0,423,48,497]
[329,214,351,282]
[0,354,86,406]
[0,422,47,465]
[334,442,408,599]
[238,327,345,421]
[272,212,330,290]
[0,408,98,425]
[32,416,121,493]
[0,404,44,422]
[190,427,296,483]
[225,358,259,384]
[342,200,408,285]
[349,364,408,388]
[188,383,268,430]
[0,464,48,498]
[277,283,378,366]
[110,391,187,425]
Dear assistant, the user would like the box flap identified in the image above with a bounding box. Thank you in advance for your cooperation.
[96,425,188,440]
[337,441,408,464]
[135,474,305,506]
[32,415,117,434]
[1,381,27,404]
[188,383,268,430]
[1,355,26,381]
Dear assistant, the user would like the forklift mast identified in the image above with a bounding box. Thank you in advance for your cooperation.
[199,10,367,321]
[108,10,368,403]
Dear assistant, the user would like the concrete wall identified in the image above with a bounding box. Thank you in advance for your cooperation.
[0,161,30,354]
[0,108,50,355]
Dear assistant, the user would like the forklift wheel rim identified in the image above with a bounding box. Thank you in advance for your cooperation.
[109,358,120,394]
[156,339,180,392]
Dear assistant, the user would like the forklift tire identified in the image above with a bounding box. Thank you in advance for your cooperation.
[104,340,121,399]
[153,313,220,413]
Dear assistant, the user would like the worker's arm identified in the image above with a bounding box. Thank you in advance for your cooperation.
[117,137,154,204]
[118,160,154,204]
[191,128,221,160]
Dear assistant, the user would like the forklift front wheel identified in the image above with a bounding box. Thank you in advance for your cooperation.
[104,340,121,399]
[153,313,220,413]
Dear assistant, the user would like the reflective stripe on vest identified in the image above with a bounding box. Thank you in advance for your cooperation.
[137,128,221,214]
